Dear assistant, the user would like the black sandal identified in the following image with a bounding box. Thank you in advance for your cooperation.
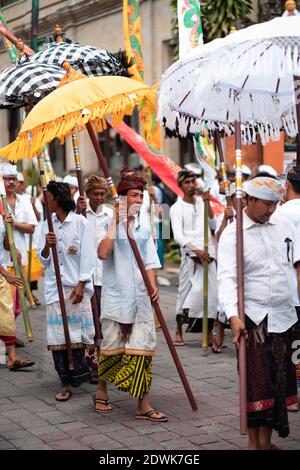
[93,396,112,413]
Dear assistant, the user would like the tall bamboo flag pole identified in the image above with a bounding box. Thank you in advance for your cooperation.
[70,130,101,347]
[86,121,197,411]
[37,155,74,370]
[27,164,35,284]
[202,197,209,350]
[234,121,247,435]
[54,26,101,347]
[0,174,33,341]
[294,76,300,166]
[27,0,39,285]
[30,0,39,52]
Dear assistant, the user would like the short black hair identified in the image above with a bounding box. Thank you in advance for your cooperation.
[289,179,300,195]
[47,181,76,213]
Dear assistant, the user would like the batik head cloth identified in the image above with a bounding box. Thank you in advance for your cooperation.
[117,175,146,195]
[244,177,284,202]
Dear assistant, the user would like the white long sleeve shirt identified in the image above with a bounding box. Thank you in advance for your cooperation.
[86,202,113,286]
[37,211,96,304]
[218,210,297,333]
[170,197,217,259]
[101,216,161,324]
[276,198,300,306]
[5,194,37,266]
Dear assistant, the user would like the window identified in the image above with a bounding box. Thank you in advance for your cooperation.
[98,110,140,176]
[0,0,19,7]
[49,139,66,175]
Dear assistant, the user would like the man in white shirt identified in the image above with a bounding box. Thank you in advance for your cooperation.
[0,217,35,370]
[1,163,37,269]
[277,168,300,410]
[37,181,96,401]
[170,169,218,347]
[295,222,300,392]
[1,163,37,346]
[218,176,298,450]
[96,174,166,422]
[76,175,113,384]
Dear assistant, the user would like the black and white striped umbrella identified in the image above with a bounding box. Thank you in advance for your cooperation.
[0,61,65,108]
[29,42,128,77]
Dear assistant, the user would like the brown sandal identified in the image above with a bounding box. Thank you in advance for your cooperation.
[8,358,35,371]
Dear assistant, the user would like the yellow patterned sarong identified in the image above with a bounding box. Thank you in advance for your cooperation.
[98,353,152,399]
[0,276,15,337]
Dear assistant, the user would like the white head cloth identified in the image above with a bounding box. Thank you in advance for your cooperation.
[1,163,18,177]
[244,177,284,202]
[258,164,278,177]
[63,175,78,188]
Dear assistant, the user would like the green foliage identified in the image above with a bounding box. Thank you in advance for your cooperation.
[170,0,253,59]
[164,238,181,265]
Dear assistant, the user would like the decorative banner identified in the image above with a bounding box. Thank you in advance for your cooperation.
[193,132,216,192]
[123,0,161,150]
[0,13,33,57]
[0,9,18,62]
[110,120,224,216]
[30,0,39,52]
[178,0,203,59]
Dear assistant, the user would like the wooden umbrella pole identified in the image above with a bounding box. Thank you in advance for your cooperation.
[294,75,300,166]
[234,121,247,435]
[37,155,74,370]
[71,131,101,347]
[86,121,198,411]
[202,198,209,350]
[1,195,33,341]
[215,131,232,210]
[27,163,36,284]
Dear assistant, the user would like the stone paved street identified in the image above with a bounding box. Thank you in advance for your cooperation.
[0,266,299,451]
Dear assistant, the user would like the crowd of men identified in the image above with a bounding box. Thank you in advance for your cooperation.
[0,159,299,449]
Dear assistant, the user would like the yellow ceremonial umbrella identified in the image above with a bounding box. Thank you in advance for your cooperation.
[0,73,197,410]
[0,75,156,161]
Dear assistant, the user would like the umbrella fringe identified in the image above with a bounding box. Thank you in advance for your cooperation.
[0,87,156,161]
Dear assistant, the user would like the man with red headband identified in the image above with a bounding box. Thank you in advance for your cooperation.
[95,174,167,422]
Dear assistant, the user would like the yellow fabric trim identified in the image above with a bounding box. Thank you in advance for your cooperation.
[0,77,157,162]
[100,347,126,356]
[125,348,155,357]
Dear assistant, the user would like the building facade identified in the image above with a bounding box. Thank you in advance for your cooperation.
[0,0,293,179]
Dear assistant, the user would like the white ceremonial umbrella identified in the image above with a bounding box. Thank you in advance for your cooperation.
[158,16,300,149]
[158,15,300,436]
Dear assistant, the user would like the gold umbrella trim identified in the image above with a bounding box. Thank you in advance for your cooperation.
[0,86,156,161]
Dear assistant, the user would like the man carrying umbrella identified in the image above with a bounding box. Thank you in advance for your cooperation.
[170,169,218,347]
[218,176,298,450]
[96,174,167,422]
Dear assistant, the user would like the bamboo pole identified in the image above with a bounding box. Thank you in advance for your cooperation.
[0,192,33,341]
[71,131,101,347]
[37,155,74,370]
[201,198,209,350]
[27,165,35,285]
[234,121,247,435]
[18,260,36,309]
[294,76,300,167]
[86,120,197,411]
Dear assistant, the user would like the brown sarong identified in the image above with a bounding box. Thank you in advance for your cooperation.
[243,315,297,438]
